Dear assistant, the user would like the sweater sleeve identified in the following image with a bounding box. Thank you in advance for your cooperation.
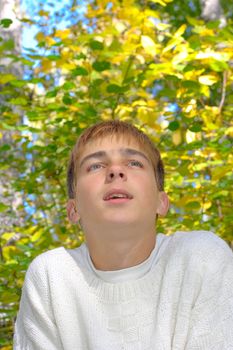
[185,234,233,349]
[13,254,63,350]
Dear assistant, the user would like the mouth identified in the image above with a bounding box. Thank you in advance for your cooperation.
[103,189,133,202]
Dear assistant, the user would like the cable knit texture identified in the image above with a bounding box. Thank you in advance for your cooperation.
[14,231,233,350]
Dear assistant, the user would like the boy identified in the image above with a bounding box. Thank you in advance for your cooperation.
[14,120,233,349]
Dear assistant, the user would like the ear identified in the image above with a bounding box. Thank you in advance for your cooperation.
[67,199,80,224]
[156,192,169,217]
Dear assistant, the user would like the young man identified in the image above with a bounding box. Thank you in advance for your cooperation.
[14,120,233,349]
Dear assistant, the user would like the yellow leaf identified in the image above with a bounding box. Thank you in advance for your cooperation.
[176,195,199,207]
[113,19,127,33]
[174,24,187,37]
[79,122,88,129]
[132,100,147,107]
[186,130,196,143]
[2,246,18,261]
[0,73,16,84]
[163,37,180,53]
[172,50,188,66]
[38,10,49,17]
[45,36,56,47]
[141,35,157,56]
[183,99,197,118]
[69,105,80,112]
[203,201,212,210]
[35,31,45,43]
[172,129,182,145]
[198,75,218,86]
[150,0,173,6]
[225,126,233,137]
[196,51,230,61]
[41,58,53,72]
[156,22,171,31]
[1,232,15,242]
[59,62,76,71]
[31,229,44,242]
[212,165,232,181]
[54,29,71,40]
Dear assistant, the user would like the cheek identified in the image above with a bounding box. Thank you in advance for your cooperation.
[76,177,101,207]
[140,178,159,204]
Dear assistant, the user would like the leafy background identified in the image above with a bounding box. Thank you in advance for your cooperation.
[0,0,233,347]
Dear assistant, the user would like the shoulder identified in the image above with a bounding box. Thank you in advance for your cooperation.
[169,231,233,273]
[171,230,230,250]
[26,244,88,280]
[29,247,66,269]
[25,247,74,283]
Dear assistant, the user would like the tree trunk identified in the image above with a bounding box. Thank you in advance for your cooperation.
[0,0,24,234]
[200,0,226,27]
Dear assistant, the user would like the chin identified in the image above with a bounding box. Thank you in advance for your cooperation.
[103,215,140,226]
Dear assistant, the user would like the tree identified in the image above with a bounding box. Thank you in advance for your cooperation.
[200,0,226,27]
[0,1,24,346]
[0,0,23,234]
[0,0,232,347]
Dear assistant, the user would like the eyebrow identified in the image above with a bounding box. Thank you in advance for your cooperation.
[79,148,150,168]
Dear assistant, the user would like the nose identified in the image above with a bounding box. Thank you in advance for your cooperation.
[106,165,127,183]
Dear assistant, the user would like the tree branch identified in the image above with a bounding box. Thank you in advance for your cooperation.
[218,71,227,114]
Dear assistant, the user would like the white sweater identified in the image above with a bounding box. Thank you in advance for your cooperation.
[14,231,233,350]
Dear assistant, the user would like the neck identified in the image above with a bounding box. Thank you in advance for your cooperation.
[85,227,156,271]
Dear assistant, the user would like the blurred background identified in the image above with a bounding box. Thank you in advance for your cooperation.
[0,0,232,347]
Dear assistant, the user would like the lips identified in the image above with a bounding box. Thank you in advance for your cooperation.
[103,189,133,201]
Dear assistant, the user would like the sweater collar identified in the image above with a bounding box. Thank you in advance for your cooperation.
[85,234,166,283]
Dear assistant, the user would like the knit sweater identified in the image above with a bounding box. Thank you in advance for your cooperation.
[14,231,233,350]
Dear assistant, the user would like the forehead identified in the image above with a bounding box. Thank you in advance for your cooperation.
[79,135,147,159]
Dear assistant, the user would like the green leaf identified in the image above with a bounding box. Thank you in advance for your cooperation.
[0,18,13,28]
[0,144,11,152]
[21,58,34,66]
[107,84,122,93]
[185,201,201,210]
[47,55,61,61]
[9,97,28,106]
[206,20,220,29]
[63,82,76,90]
[27,111,40,121]
[0,203,8,212]
[89,40,104,50]
[62,94,73,105]
[75,53,87,60]
[92,79,104,87]
[30,78,44,84]
[168,121,180,131]
[71,66,88,76]
[92,61,110,72]
[82,104,97,117]
[46,89,58,98]
[2,38,14,50]
[0,73,16,84]
[182,80,200,91]
[189,123,202,132]
[10,80,27,87]
[209,60,228,72]
[20,17,36,24]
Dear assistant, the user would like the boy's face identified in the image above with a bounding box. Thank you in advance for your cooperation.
[68,135,168,232]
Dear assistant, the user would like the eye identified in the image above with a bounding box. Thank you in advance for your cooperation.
[128,160,143,168]
[87,163,104,172]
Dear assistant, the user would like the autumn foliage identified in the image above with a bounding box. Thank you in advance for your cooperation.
[0,0,233,347]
